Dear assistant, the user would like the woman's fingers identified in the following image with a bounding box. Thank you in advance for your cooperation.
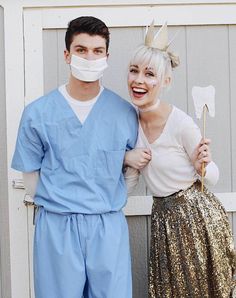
[200,138,211,146]
[135,148,152,169]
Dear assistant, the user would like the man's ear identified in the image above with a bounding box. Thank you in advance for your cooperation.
[64,50,71,64]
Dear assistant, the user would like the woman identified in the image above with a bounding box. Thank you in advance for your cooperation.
[124,22,236,298]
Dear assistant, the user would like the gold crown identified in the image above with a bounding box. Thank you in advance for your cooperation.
[145,20,169,51]
[145,20,180,68]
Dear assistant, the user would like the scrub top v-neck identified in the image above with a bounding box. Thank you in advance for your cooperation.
[58,84,103,125]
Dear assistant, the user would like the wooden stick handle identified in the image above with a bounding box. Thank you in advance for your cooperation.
[201,105,207,192]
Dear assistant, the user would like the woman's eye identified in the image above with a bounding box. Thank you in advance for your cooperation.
[130,68,138,73]
[146,72,154,77]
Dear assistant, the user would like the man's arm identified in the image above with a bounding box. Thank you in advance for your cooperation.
[23,171,39,198]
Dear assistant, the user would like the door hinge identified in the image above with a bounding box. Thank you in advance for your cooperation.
[12,179,25,189]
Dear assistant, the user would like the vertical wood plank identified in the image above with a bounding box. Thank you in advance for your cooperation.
[186,25,231,192]
[24,9,44,104]
[228,212,233,230]
[57,29,69,86]
[229,25,236,192]
[232,212,236,247]
[127,216,149,298]
[43,30,58,94]
[166,26,188,112]
[147,215,151,258]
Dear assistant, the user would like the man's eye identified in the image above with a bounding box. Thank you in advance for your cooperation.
[95,50,103,54]
[77,48,85,53]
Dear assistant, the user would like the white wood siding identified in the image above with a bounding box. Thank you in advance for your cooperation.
[43,24,236,194]
[0,6,11,298]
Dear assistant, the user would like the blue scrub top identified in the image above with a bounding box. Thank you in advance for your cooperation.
[12,88,138,214]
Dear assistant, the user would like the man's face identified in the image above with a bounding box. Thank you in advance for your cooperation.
[64,33,107,63]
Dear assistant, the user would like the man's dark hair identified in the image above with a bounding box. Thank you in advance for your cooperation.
[65,16,110,52]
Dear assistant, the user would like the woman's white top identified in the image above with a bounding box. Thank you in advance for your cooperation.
[125,106,219,197]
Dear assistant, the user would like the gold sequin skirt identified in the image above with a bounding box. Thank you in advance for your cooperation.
[149,180,236,298]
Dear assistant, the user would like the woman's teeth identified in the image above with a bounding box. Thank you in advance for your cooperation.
[132,87,147,93]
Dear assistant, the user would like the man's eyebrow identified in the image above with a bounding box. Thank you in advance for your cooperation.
[94,46,106,50]
[74,45,106,50]
[74,45,86,49]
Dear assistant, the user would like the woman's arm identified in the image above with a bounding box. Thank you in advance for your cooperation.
[123,148,151,195]
[124,148,152,169]
[124,166,140,195]
[190,138,219,186]
[181,118,219,186]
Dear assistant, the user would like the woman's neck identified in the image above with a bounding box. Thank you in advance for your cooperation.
[140,101,171,123]
[138,98,161,113]
[139,102,173,143]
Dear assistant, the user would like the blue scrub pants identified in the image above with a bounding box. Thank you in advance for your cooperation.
[33,208,132,298]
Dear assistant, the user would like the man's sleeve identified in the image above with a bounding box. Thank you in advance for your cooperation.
[126,106,138,150]
[11,107,45,172]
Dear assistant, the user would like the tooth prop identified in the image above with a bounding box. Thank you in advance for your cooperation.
[192,85,216,192]
[144,20,180,68]
[192,86,215,119]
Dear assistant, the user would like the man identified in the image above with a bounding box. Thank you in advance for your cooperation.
[12,16,138,298]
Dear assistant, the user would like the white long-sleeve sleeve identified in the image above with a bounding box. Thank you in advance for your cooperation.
[181,114,219,187]
[124,167,140,196]
[23,171,39,198]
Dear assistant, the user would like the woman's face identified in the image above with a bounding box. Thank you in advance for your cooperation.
[127,62,161,110]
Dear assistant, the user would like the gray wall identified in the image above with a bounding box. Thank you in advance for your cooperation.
[0,6,11,298]
[42,25,236,297]
[43,25,236,193]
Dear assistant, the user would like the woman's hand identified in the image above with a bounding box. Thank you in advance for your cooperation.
[124,148,152,170]
[191,138,212,176]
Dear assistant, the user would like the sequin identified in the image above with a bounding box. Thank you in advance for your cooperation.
[149,180,236,298]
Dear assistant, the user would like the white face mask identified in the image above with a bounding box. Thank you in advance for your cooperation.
[70,54,108,82]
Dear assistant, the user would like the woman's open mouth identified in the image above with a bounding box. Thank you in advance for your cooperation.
[132,87,147,99]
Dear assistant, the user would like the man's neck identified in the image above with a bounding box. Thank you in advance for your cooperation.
[67,75,101,101]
